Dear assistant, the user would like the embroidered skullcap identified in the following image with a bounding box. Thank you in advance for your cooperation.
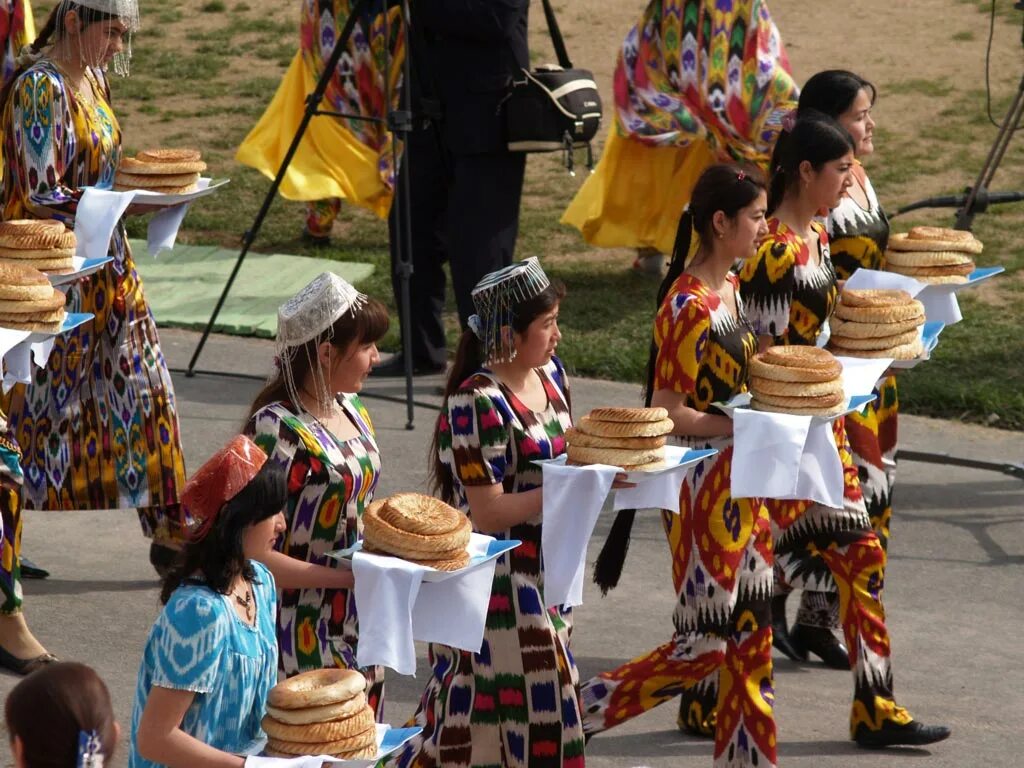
[468,257,551,364]
[57,0,140,76]
[182,435,267,541]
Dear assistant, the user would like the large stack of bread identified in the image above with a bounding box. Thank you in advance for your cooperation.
[565,407,674,471]
[827,288,924,360]
[263,669,377,759]
[748,346,847,417]
[0,220,76,274]
[115,148,206,194]
[0,262,66,332]
[363,492,471,571]
[885,226,981,284]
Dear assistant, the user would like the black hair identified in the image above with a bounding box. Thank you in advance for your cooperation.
[767,110,855,212]
[5,662,117,767]
[160,461,287,604]
[429,281,566,504]
[593,162,766,595]
[0,3,118,115]
[798,69,876,121]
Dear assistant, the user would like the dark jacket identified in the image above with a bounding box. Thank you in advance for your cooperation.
[417,0,530,155]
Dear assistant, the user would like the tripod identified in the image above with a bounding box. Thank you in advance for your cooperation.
[184,0,420,429]
[895,5,1024,228]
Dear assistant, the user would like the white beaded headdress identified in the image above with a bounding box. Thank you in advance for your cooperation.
[468,257,551,364]
[58,0,140,76]
[276,272,367,411]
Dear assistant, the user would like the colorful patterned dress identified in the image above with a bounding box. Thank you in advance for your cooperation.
[236,0,404,233]
[0,422,23,614]
[388,357,584,768]
[738,218,914,738]
[561,0,798,255]
[827,167,897,549]
[129,561,279,767]
[0,1,32,88]
[1,60,187,542]
[580,274,776,768]
[245,394,384,716]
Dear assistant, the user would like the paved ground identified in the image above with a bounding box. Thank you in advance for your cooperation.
[2,328,1021,768]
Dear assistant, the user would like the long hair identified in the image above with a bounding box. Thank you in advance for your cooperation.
[798,69,876,121]
[5,662,117,767]
[429,281,566,505]
[593,163,766,595]
[160,461,287,604]
[767,110,855,213]
[247,297,389,420]
[0,3,118,116]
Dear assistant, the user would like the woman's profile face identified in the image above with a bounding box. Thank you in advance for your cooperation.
[242,511,285,559]
[839,88,876,157]
[806,151,855,210]
[512,303,561,370]
[72,15,129,69]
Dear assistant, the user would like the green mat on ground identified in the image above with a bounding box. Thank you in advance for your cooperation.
[130,239,374,338]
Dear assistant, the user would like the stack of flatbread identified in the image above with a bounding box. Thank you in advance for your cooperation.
[748,346,847,417]
[0,262,66,332]
[363,492,471,571]
[885,226,981,284]
[115,148,206,194]
[264,669,377,759]
[828,289,925,360]
[565,407,674,471]
[0,220,76,274]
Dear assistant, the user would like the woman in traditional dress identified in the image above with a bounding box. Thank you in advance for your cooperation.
[582,165,777,767]
[244,273,389,715]
[236,0,404,242]
[561,0,797,271]
[131,436,283,768]
[388,258,586,768]
[738,111,950,748]
[0,0,188,575]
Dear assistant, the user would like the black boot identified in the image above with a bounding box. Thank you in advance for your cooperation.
[854,720,951,748]
[790,623,850,669]
[770,594,805,661]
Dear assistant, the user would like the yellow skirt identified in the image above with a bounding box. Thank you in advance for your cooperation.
[235,51,393,219]
[560,128,717,255]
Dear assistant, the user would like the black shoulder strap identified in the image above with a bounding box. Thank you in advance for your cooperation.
[540,0,573,69]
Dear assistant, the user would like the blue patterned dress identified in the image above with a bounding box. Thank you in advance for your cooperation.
[129,562,278,766]
[388,356,585,768]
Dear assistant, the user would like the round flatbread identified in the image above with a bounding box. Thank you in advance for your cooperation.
[136,148,202,163]
[888,231,982,254]
[839,288,913,308]
[750,398,849,418]
[376,493,465,536]
[834,300,925,324]
[566,444,664,468]
[115,170,200,188]
[363,500,471,560]
[0,289,66,314]
[0,263,52,301]
[266,725,377,756]
[887,261,975,277]
[563,427,667,450]
[265,743,377,760]
[759,345,841,374]
[0,246,76,260]
[576,415,674,438]
[748,356,839,384]
[265,694,368,725]
[587,406,669,423]
[884,249,975,268]
[267,668,366,710]
[119,156,207,174]
[748,375,844,398]
[829,327,919,351]
[907,225,977,243]
[829,315,923,339]
[0,317,63,332]
[0,223,75,250]
[828,337,924,360]
[114,182,199,195]
[748,389,845,409]
[262,707,376,743]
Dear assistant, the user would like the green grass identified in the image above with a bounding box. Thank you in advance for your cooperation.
[71,0,1024,430]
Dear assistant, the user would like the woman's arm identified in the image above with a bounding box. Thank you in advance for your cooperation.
[255,549,353,590]
[463,483,542,533]
[135,688,245,768]
[651,388,732,438]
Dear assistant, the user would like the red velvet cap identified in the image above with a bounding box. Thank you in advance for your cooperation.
[182,435,268,540]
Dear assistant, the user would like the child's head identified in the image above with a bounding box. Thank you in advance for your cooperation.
[5,662,118,767]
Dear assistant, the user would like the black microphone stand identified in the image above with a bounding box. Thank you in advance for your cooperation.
[183,0,419,429]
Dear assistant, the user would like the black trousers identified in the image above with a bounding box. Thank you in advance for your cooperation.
[389,124,526,367]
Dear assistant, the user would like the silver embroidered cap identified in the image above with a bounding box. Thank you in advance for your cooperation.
[58,0,140,76]
[469,257,551,364]
[276,272,367,409]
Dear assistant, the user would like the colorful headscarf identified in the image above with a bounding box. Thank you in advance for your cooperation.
[613,0,798,168]
[182,436,268,541]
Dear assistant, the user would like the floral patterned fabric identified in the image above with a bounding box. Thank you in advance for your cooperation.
[580,274,777,767]
[0,59,186,541]
[388,357,585,768]
[129,562,278,767]
[245,394,384,716]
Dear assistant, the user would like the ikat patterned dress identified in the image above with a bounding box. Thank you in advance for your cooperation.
[388,357,584,768]
[0,1,31,88]
[0,423,23,614]
[580,274,777,768]
[738,218,915,739]
[245,394,384,716]
[1,60,186,542]
[129,562,278,767]
[827,167,898,550]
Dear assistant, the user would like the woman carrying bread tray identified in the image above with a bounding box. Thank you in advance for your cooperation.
[131,435,284,768]
[735,110,950,748]
[0,0,190,575]
[244,273,390,716]
[581,165,778,767]
[388,258,594,768]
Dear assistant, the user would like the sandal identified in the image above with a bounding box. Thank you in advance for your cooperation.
[0,644,58,676]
